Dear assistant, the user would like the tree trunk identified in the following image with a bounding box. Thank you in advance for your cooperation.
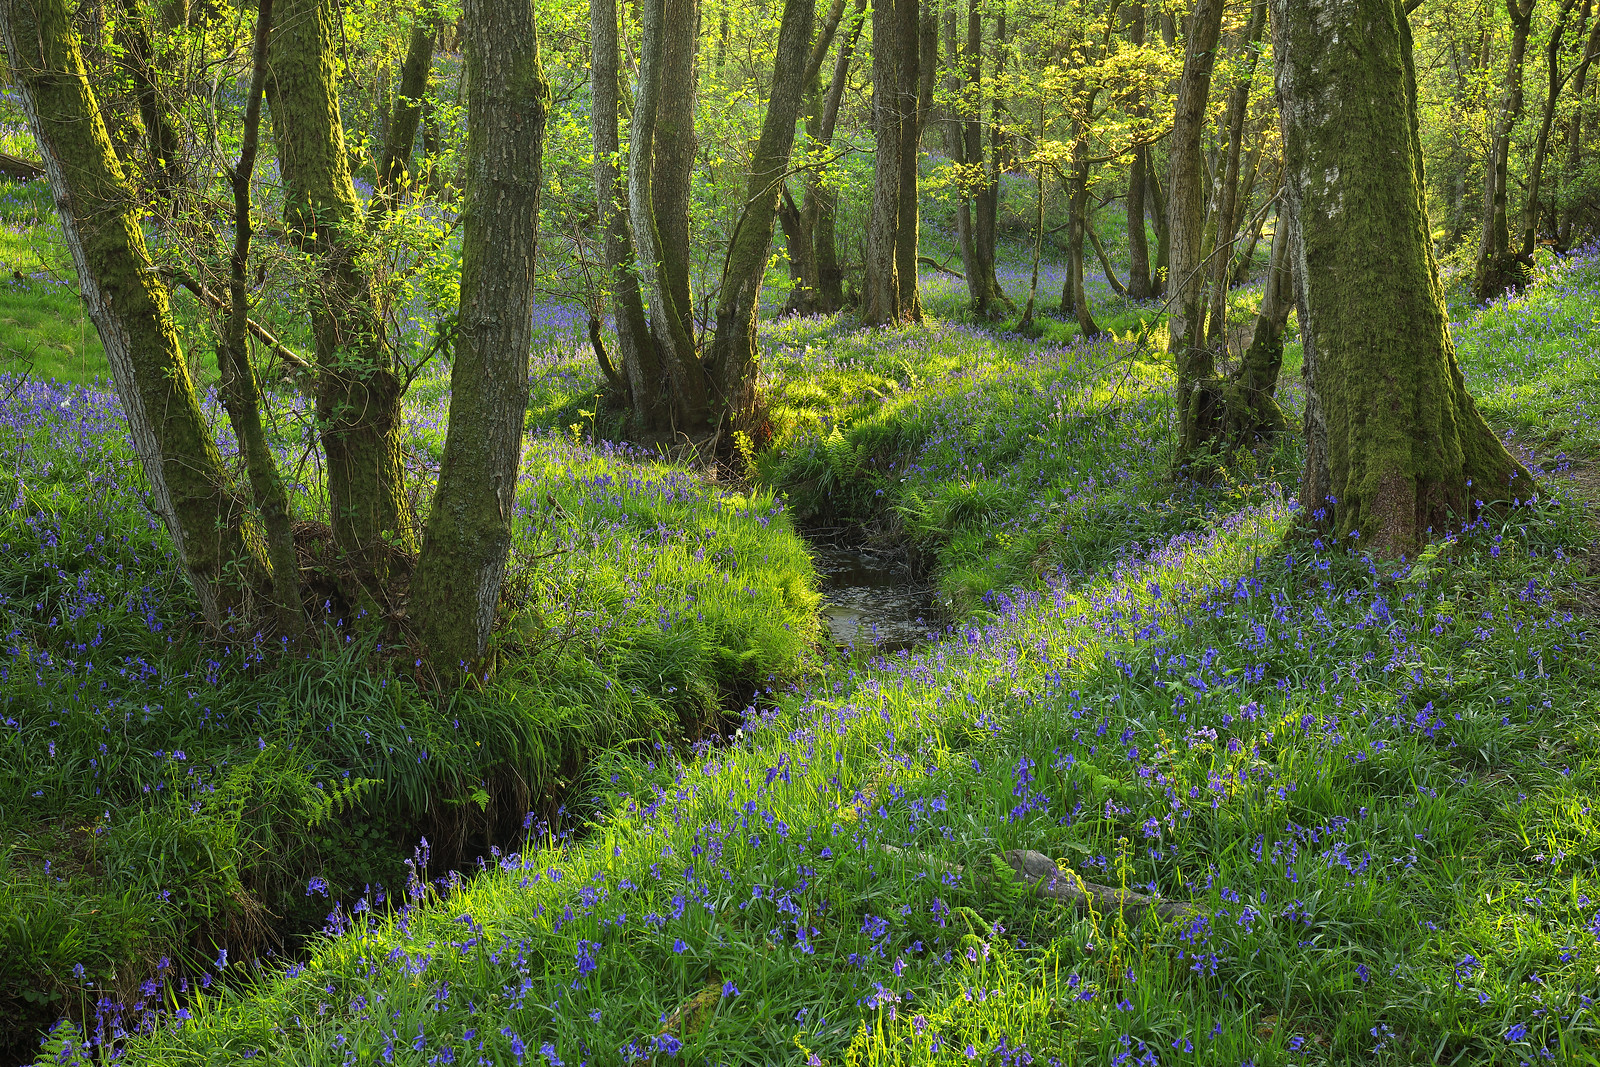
[373,7,439,216]
[1169,0,1226,463]
[411,0,549,667]
[113,0,182,196]
[269,0,415,604]
[1124,0,1152,300]
[2,0,267,629]
[955,0,1008,316]
[219,0,303,634]
[865,0,920,325]
[1560,10,1600,246]
[706,0,816,434]
[814,0,867,312]
[1474,0,1536,301]
[1273,0,1535,556]
[592,0,664,427]
[1148,160,1169,296]
[1060,114,1103,336]
[1216,211,1290,446]
[1523,0,1579,255]
[1205,0,1265,352]
[629,0,709,428]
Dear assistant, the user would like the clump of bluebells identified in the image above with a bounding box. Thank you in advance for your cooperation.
[75,256,1600,1065]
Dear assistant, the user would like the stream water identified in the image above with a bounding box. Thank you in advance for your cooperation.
[811,542,942,651]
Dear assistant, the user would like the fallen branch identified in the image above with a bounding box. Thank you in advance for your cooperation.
[0,153,43,181]
[918,255,965,280]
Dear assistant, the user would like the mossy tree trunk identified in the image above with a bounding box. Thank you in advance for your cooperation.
[705,0,816,433]
[1273,0,1535,557]
[864,0,922,326]
[628,0,710,429]
[410,0,548,668]
[592,0,664,427]
[1559,9,1600,247]
[955,0,1009,317]
[1473,0,1535,301]
[1215,212,1290,448]
[268,0,416,603]
[1168,0,1225,463]
[372,4,440,218]
[2,0,268,629]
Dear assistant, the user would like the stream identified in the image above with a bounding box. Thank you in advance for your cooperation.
[810,541,942,651]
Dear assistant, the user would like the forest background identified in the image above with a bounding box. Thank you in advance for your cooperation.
[3,0,1600,1063]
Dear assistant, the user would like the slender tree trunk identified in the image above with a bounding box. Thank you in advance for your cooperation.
[373,7,439,217]
[269,0,415,603]
[1169,0,1226,463]
[814,0,867,312]
[1274,0,1534,556]
[592,0,664,427]
[1523,0,1579,255]
[956,0,1008,316]
[1060,114,1103,336]
[1206,0,1265,352]
[219,0,303,634]
[1146,161,1170,296]
[781,0,853,316]
[629,0,709,427]
[1217,212,1290,445]
[411,0,549,667]
[1560,10,1600,246]
[706,0,816,434]
[1474,0,1536,301]
[113,0,182,196]
[1124,0,1152,300]
[2,0,267,629]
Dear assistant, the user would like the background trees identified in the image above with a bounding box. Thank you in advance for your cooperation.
[6,0,1594,668]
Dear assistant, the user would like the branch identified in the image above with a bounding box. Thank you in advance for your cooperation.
[170,270,315,378]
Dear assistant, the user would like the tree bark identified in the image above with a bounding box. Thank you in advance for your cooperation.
[1216,211,1289,446]
[629,0,709,428]
[1474,0,1536,301]
[1168,0,1226,463]
[411,0,549,667]
[592,0,664,427]
[2,0,267,629]
[113,0,182,196]
[269,0,415,603]
[706,0,816,434]
[1273,0,1535,556]
[1559,8,1600,246]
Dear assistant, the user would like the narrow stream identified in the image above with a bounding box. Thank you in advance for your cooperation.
[810,542,942,651]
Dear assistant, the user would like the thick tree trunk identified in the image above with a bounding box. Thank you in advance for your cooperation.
[269,0,415,603]
[706,0,816,433]
[865,0,920,325]
[1474,0,1536,301]
[1206,0,1265,352]
[1273,0,1534,556]
[411,0,548,667]
[1523,0,1579,255]
[3,0,267,629]
[592,0,664,427]
[629,0,709,428]
[1169,0,1226,463]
